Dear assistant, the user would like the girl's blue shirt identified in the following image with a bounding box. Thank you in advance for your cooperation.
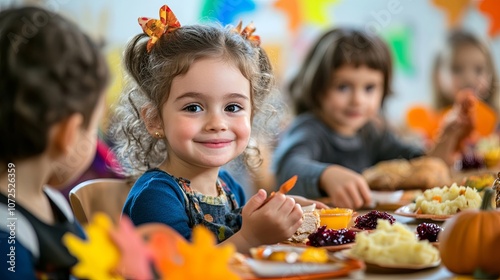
[123,168,246,242]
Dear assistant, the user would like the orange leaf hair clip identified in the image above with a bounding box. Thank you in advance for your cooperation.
[138,5,181,52]
[233,21,261,46]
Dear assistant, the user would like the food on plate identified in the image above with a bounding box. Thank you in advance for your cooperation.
[354,210,395,230]
[362,156,451,190]
[475,134,500,168]
[299,247,330,263]
[250,245,329,263]
[287,205,320,244]
[413,183,481,215]
[362,159,410,190]
[458,152,485,170]
[462,172,496,191]
[415,222,442,242]
[350,220,440,266]
[483,147,500,168]
[307,226,357,247]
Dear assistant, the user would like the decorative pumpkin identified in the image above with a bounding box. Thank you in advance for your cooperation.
[438,188,500,275]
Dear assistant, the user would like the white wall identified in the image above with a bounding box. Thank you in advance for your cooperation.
[6,0,500,126]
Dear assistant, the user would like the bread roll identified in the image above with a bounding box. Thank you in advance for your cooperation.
[362,157,451,190]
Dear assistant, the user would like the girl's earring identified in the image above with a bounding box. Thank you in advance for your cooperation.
[155,131,163,139]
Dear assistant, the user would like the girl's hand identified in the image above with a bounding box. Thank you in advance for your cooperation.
[441,95,475,151]
[286,195,329,209]
[432,95,475,165]
[319,165,371,209]
[238,189,303,248]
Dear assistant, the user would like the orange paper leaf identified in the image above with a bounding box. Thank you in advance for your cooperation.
[478,0,500,37]
[143,224,240,280]
[406,105,440,139]
[274,0,302,33]
[432,0,471,28]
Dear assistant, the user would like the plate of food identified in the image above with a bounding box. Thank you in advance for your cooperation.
[339,248,440,273]
[238,244,364,279]
[394,204,452,221]
[335,220,442,274]
[394,183,483,221]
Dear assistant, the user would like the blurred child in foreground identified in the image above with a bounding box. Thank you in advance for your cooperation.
[0,6,108,279]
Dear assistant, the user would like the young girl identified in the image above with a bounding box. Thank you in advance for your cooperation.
[433,29,499,113]
[114,5,319,254]
[432,29,499,168]
[0,6,108,280]
[272,27,464,209]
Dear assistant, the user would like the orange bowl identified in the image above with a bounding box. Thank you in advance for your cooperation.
[319,208,353,229]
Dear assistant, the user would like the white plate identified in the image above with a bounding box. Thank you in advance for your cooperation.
[246,259,345,277]
[340,249,441,273]
[301,204,316,212]
[368,190,404,208]
[394,204,452,221]
[247,245,343,277]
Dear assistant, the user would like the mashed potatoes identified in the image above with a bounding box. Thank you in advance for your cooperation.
[414,183,481,215]
[350,220,439,266]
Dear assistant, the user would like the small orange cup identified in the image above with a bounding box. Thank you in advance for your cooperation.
[319,208,353,229]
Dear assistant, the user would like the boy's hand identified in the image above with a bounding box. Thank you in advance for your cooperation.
[319,165,371,209]
[239,190,303,247]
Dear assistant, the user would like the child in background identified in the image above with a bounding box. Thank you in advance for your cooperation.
[432,29,500,168]
[272,27,465,209]
[115,5,321,254]
[0,6,109,280]
[433,29,499,113]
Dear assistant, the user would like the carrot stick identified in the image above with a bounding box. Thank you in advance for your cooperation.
[278,175,298,194]
[258,175,298,208]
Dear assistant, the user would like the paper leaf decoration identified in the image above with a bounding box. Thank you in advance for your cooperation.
[383,25,415,75]
[432,0,471,28]
[274,0,301,33]
[200,0,256,25]
[303,0,340,27]
[147,225,240,280]
[63,213,122,280]
[274,0,340,34]
[406,105,440,139]
[477,0,500,37]
[109,216,153,280]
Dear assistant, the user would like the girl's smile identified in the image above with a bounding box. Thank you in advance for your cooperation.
[195,138,234,149]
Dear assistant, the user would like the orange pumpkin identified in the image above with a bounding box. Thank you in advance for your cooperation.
[438,188,500,275]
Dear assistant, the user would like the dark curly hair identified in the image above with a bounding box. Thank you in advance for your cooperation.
[0,6,109,164]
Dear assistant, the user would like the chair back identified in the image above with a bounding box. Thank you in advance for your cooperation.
[69,178,133,225]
